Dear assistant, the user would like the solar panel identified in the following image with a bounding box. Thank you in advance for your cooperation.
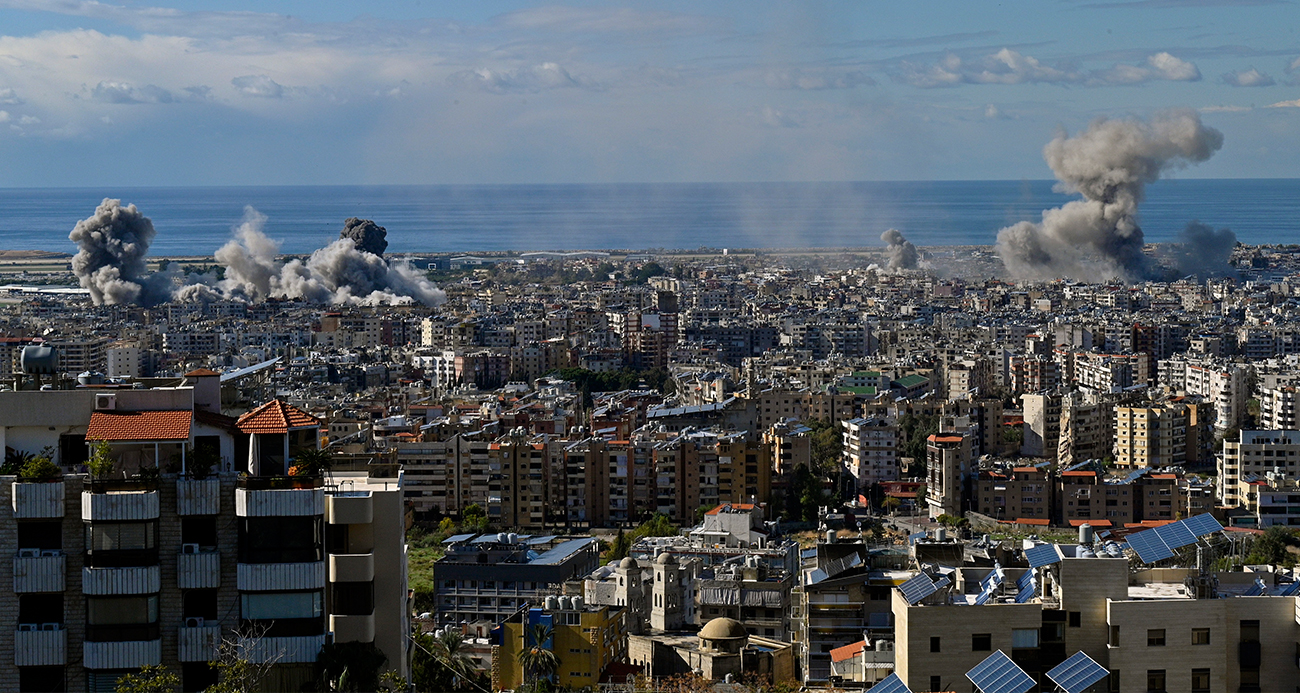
[869,673,912,693]
[1015,582,1036,604]
[1243,577,1267,597]
[1025,543,1062,569]
[1154,521,1197,551]
[1183,513,1224,537]
[1126,528,1175,563]
[981,566,1005,592]
[1046,651,1109,693]
[1016,571,1034,590]
[933,576,952,590]
[899,573,937,605]
[1273,582,1300,597]
[967,650,1035,693]
[975,588,993,606]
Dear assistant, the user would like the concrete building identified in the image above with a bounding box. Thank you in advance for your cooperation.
[1258,386,1299,431]
[1219,430,1300,509]
[628,617,794,683]
[1113,403,1191,469]
[1021,393,1062,459]
[491,600,627,691]
[925,417,976,518]
[841,418,899,489]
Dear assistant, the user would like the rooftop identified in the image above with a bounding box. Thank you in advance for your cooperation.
[237,399,320,434]
[86,410,191,442]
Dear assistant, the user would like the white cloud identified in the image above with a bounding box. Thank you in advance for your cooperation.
[231,75,285,98]
[985,104,1002,118]
[1290,56,1300,72]
[1266,98,1300,108]
[0,110,8,122]
[1222,68,1275,87]
[762,68,875,90]
[898,49,1200,88]
[1199,104,1251,112]
[19,114,39,124]
[90,80,206,103]
[496,6,715,35]
[0,87,21,104]
[447,63,596,93]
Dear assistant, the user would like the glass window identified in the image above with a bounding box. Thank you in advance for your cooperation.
[930,636,940,653]
[88,595,159,625]
[1146,669,1165,693]
[1240,619,1260,642]
[241,591,322,620]
[87,522,156,551]
[1147,629,1165,646]
[1109,625,1120,647]
[1191,669,1209,693]
[1192,628,1210,645]
[1011,629,1039,648]
[18,521,62,550]
[972,633,991,651]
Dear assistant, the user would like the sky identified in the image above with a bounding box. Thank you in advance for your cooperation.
[0,0,1297,186]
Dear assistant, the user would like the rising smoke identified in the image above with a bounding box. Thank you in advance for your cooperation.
[880,228,920,269]
[77,203,444,307]
[70,199,177,306]
[1165,220,1238,278]
[996,110,1224,282]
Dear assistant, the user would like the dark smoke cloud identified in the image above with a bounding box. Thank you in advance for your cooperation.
[339,218,388,256]
[69,199,175,306]
[1166,221,1237,278]
[880,228,919,269]
[996,110,1223,282]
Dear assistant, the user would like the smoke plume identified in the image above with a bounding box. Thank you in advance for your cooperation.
[996,110,1223,282]
[1166,220,1237,278]
[880,228,919,269]
[201,208,445,306]
[69,199,175,306]
[339,217,388,256]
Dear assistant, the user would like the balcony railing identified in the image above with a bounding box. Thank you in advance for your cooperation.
[177,550,221,590]
[11,481,65,518]
[15,627,66,666]
[14,552,65,593]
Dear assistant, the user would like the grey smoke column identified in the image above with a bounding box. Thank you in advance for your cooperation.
[880,228,919,269]
[996,110,1223,281]
[339,218,388,256]
[1168,221,1237,278]
[69,198,172,305]
[205,207,445,306]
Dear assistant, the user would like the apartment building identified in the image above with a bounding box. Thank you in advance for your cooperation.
[926,417,976,518]
[975,466,1050,523]
[1219,430,1300,508]
[841,418,899,489]
[1258,386,1299,431]
[1113,404,1191,469]
[491,600,627,691]
[1159,356,1249,431]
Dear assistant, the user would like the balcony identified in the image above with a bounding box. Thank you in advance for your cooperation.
[177,623,221,662]
[12,481,65,518]
[177,549,221,589]
[241,634,327,664]
[82,484,160,521]
[14,551,65,592]
[83,565,161,595]
[236,485,324,517]
[176,477,221,515]
[330,614,375,643]
[237,561,326,591]
[15,627,66,666]
[326,492,373,524]
[84,638,162,669]
[329,553,375,583]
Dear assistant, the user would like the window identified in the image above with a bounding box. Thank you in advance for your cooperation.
[18,521,62,550]
[86,595,159,641]
[972,633,991,651]
[1240,619,1260,642]
[182,663,218,693]
[331,582,375,616]
[1191,628,1210,645]
[1147,629,1165,646]
[1239,667,1259,693]
[1190,669,1209,693]
[930,676,941,692]
[1146,669,1165,693]
[1109,670,1119,693]
[1109,626,1120,647]
[182,590,218,620]
[86,522,157,551]
[930,636,941,653]
[19,594,63,625]
[1068,611,1081,627]
[19,666,64,693]
[238,516,322,564]
[241,591,322,620]
[1011,629,1039,648]
[181,517,218,548]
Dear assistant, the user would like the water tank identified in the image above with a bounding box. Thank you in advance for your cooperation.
[507,533,518,544]
[826,529,836,544]
[1078,524,1094,545]
[77,371,104,386]
[497,532,508,544]
[559,596,572,610]
[544,596,559,611]
[572,596,583,610]
[20,345,57,375]
[935,527,947,542]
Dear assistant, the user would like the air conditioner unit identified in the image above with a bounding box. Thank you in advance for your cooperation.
[181,543,200,554]
[40,623,59,631]
[40,549,59,557]
[17,548,40,558]
[95,393,116,411]
[184,617,205,628]
[17,624,36,632]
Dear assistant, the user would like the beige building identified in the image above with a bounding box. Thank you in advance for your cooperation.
[1219,430,1300,509]
[1114,403,1190,469]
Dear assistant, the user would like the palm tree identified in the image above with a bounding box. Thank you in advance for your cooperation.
[432,629,475,688]
[515,623,559,692]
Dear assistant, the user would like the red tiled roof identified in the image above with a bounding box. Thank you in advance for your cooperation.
[830,640,867,662]
[184,368,220,377]
[87,410,192,442]
[1062,471,1097,477]
[1151,474,1177,480]
[1069,519,1112,528]
[705,503,756,515]
[1016,518,1051,526]
[1012,467,1038,473]
[236,400,320,434]
[194,409,238,431]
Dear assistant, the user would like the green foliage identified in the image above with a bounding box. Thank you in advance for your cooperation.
[19,455,60,481]
[187,444,221,479]
[936,513,969,528]
[1245,526,1300,567]
[898,414,939,473]
[517,623,560,687]
[631,261,667,284]
[606,528,631,561]
[804,419,843,477]
[290,448,334,477]
[314,641,387,692]
[87,440,114,478]
[115,665,180,693]
[1,449,35,475]
[546,367,675,396]
[785,464,826,522]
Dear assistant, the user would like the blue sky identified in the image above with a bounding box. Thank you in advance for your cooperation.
[0,0,1297,186]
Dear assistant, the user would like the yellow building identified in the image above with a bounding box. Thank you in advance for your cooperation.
[491,598,627,691]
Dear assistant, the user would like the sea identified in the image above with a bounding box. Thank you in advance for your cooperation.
[0,179,1296,256]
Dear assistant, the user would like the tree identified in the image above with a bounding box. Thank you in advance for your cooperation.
[290,447,334,477]
[882,496,901,516]
[411,627,485,693]
[806,420,843,478]
[462,503,488,530]
[205,628,282,693]
[314,641,387,692]
[431,629,476,687]
[516,623,560,692]
[115,666,180,693]
[87,439,114,479]
[1245,526,1298,567]
[606,528,631,561]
